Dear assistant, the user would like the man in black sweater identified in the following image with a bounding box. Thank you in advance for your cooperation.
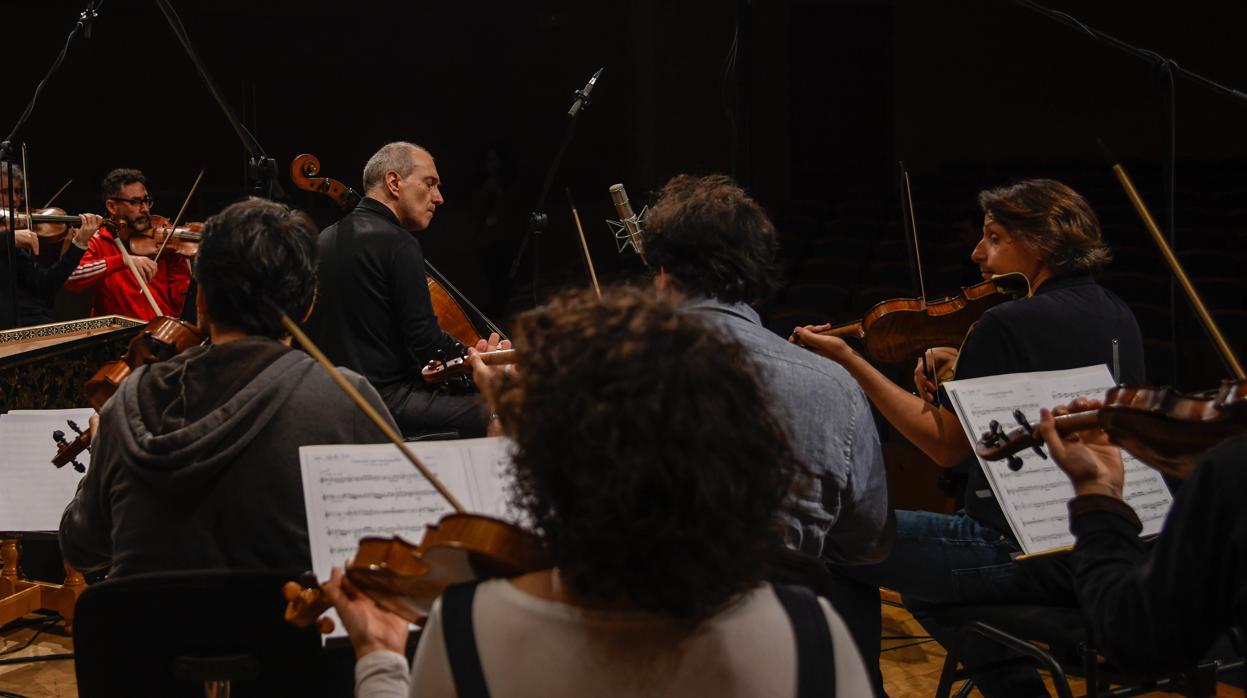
[1038,397,1247,673]
[306,142,502,438]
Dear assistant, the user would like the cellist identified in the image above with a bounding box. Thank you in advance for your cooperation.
[64,168,191,319]
[304,142,507,439]
[792,179,1145,696]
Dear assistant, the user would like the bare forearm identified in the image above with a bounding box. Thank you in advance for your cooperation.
[838,352,970,467]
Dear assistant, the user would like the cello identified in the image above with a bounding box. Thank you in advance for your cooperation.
[289,153,504,346]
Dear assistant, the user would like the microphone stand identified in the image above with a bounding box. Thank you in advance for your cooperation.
[153,0,282,201]
[508,68,604,307]
[0,1,99,329]
[1015,0,1247,388]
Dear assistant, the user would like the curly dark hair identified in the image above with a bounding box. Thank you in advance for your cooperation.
[979,179,1111,274]
[194,198,319,339]
[493,286,801,621]
[100,168,147,200]
[641,174,782,304]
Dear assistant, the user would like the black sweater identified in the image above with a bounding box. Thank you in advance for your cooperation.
[1069,434,1247,673]
[305,197,461,391]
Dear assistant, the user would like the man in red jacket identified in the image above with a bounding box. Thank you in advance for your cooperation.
[65,168,190,319]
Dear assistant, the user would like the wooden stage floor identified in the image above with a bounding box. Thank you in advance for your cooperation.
[0,603,1237,697]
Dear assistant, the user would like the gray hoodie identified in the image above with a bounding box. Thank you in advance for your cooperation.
[59,336,398,577]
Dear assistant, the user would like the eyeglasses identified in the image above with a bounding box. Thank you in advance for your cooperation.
[109,196,154,207]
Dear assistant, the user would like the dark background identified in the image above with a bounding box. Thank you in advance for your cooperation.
[4,0,1246,392]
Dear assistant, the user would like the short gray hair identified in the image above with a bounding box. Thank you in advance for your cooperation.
[362,142,428,193]
[0,162,24,182]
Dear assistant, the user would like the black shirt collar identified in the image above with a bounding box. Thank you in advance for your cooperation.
[356,196,402,227]
[1034,273,1094,296]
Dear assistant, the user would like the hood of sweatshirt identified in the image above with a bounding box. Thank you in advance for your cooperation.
[109,336,319,491]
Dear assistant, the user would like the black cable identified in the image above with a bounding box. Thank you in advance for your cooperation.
[881,638,938,653]
[0,689,36,698]
[0,652,74,667]
[0,615,63,656]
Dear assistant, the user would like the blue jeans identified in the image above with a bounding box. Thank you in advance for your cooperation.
[833,510,1076,697]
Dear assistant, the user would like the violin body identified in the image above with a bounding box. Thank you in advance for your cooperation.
[822,272,1031,364]
[1,207,82,240]
[284,513,548,630]
[976,380,1247,479]
[113,214,203,258]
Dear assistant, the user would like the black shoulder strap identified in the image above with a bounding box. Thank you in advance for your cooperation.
[773,583,837,698]
[440,580,490,698]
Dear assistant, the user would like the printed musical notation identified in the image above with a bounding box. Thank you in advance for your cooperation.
[298,437,518,639]
[944,365,1174,556]
[0,408,94,532]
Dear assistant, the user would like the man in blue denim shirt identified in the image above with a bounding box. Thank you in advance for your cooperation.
[640,174,894,692]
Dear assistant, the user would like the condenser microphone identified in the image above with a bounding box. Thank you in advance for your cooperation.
[609,183,645,261]
[568,68,603,119]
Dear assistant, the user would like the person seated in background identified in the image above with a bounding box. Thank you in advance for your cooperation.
[59,197,400,577]
[638,172,893,691]
[792,178,1145,696]
[0,162,103,328]
[1038,397,1247,675]
[323,287,874,697]
[64,168,191,320]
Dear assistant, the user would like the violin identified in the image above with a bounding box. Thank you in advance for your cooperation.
[108,214,203,258]
[976,379,1247,478]
[816,272,1032,364]
[422,348,517,384]
[274,313,546,633]
[51,317,205,470]
[289,152,503,347]
[0,207,86,241]
[283,513,548,631]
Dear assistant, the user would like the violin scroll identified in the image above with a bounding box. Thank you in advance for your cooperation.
[976,380,1247,478]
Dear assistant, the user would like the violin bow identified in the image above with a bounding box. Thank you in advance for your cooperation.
[277,308,467,513]
[897,161,940,406]
[1099,140,1245,380]
[154,168,205,263]
[42,179,72,209]
[567,188,602,299]
[20,144,33,239]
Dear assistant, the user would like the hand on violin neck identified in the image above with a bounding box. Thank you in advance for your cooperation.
[320,567,409,660]
[71,213,103,248]
[1037,400,1124,499]
[791,324,855,365]
[469,332,513,424]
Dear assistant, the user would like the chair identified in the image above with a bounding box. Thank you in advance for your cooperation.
[930,604,1242,698]
[73,569,341,697]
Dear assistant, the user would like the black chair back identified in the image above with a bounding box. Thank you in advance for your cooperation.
[73,569,335,697]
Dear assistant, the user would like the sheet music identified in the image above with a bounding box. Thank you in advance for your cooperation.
[0,408,95,532]
[299,436,517,637]
[943,365,1173,555]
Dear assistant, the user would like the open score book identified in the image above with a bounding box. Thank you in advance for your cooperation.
[942,365,1173,556]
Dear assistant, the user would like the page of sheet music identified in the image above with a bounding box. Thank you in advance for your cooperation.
[0,408,95,532]
[943,365,1173,556]
[298,436,517,637]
